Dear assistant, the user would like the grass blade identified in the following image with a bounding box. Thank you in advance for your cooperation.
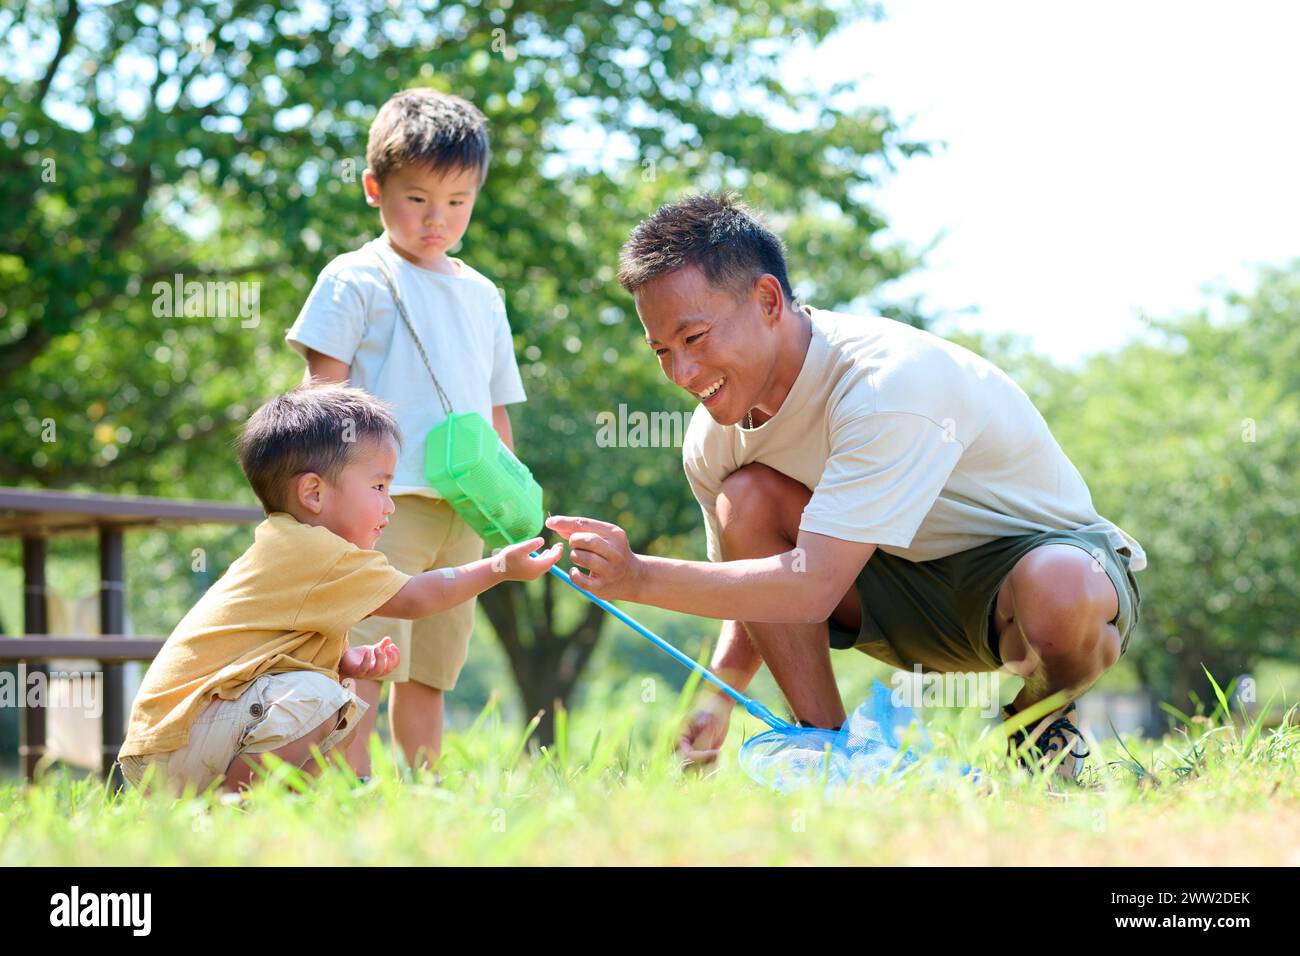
[1202,665,1232,728]
[1240,691,1277,760]
[506,711,544,770]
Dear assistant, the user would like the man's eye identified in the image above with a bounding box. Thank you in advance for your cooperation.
[654,348,668,357]
[408,196,424,203]
[685,332,705,344]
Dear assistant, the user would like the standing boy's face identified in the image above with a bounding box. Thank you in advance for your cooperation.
[363,163,481,269]
[310,438,398,550]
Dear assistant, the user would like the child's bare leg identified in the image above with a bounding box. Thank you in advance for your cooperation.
[222,705,347,793]
[389,680,443,770]
[340,677,383,777]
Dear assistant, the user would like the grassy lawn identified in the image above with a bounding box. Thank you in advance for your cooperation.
[2,677,1297,867]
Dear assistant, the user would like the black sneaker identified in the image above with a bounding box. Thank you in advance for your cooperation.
[1003,700,1090,780]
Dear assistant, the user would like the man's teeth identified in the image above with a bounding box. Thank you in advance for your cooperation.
[697,378,725,399]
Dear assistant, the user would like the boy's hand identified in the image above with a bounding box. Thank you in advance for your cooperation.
[341,636,400,679]
[493,537,564,582]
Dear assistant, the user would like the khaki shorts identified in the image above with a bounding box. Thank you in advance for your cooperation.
[349,494,484,690]
[828,530,1142,673]
[118,671,367,794]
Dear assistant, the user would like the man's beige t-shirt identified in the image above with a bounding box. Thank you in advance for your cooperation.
[683,307,1145,569]
[120,513,412,757]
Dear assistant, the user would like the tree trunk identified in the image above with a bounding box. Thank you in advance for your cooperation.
[479,573,611,750]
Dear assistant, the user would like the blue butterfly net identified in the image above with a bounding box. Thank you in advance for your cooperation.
[737,679,982,792]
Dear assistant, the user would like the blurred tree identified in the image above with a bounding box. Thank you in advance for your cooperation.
[1,0,930,743]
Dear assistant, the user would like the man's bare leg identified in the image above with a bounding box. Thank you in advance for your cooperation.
[716,463,861,730]
[992,544,1122,713]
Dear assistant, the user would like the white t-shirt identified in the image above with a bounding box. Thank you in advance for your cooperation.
[286,235,528,496]
[683,307,1146,570]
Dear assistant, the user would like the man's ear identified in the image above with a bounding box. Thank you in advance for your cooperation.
[362,169,382,207]
[755,273,786,325]
[295,472,326,515]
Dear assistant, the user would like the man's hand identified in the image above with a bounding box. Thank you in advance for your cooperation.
[496,537,565,582]
[677,692,735,768]
[340,636,400,679]
[544,515,642,599]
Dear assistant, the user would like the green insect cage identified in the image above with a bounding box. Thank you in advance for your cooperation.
[424,411,545,549]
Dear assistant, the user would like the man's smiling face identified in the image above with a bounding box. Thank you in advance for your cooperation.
[636,265,779,426]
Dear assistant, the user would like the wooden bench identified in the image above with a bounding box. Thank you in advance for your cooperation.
[0,487,261,782]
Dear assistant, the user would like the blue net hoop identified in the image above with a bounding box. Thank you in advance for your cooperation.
[738,679,982,792]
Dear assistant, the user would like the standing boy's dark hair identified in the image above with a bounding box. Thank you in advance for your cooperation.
[617,192,795,302]
[366,87,491,184]
[237,383,402,514]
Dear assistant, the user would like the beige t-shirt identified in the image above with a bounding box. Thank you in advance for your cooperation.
[120,513,412,757]
[683,307,1145,569]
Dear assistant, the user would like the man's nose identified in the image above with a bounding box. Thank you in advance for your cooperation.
[669,356,700,390]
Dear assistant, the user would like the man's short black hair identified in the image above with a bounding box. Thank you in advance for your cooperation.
[366,87,491,185]
[617,192,795,302]
[237,383,402,514]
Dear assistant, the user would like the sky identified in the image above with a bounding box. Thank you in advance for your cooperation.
[783,0,1300,364]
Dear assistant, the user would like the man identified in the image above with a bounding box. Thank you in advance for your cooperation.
[546,193,1143,779]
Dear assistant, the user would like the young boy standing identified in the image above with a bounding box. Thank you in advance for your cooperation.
[117,385,561,794]
[286,88,526,773]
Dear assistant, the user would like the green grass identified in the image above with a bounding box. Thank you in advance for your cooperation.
[2,677,1298,866]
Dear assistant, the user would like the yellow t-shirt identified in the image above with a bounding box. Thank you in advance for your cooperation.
[120,513,411,757]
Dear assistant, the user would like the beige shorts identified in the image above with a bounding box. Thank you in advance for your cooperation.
[349,494,484,690]
[118,671,367,794]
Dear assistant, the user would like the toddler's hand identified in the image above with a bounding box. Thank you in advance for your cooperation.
[492,537,564,582]
[341,636,400,679]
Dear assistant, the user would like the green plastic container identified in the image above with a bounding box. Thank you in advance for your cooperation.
[424,411,544,549]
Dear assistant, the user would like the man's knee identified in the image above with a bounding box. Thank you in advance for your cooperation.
[716,463,811,551]
[1009,545,1121,669]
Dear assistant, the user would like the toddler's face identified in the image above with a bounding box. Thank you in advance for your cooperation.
[320,438,398,550]
[364,163,481,270]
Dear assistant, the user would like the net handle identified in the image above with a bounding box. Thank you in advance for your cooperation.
[541,563,790,731]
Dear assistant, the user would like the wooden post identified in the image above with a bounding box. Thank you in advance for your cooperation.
[99,528,127,785]
[19,537,48,780]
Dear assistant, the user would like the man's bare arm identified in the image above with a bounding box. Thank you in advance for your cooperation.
[546,515,876,624]
[708,620,763,692]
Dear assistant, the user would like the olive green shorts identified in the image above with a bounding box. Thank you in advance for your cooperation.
[827,530,1142,673]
